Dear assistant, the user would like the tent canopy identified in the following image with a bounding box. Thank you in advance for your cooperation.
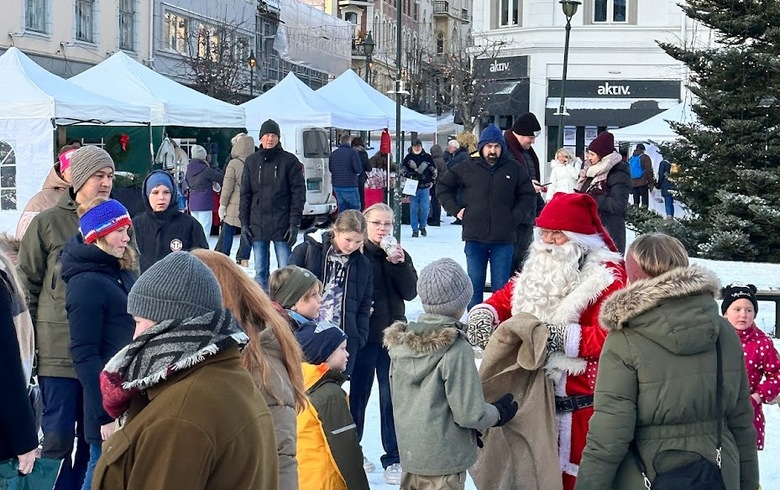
[0,47,150,123]
[611,102,697,143]
[70,51,245,127]
[317,70,437,133]
[241,72,388,131]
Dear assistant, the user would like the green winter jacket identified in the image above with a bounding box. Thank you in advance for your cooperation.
[576,266,759,490]
[17,190,137,378]
[384,314,499,476]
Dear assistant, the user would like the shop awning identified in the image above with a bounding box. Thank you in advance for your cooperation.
[546,97,680,111]
[475,79,529,116]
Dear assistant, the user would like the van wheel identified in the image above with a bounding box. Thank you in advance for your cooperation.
[300,216,315,230]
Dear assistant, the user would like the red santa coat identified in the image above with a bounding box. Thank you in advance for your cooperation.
[737,323,780,450]
[479,249,626,490]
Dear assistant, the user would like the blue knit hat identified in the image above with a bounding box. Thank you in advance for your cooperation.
[295,320,348,365]
[478,124,506,153]
[144,171,174,198]
[79,199,132,244]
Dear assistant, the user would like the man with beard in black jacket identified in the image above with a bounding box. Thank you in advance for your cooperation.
[437,124,536,310]
[240,119,306,290]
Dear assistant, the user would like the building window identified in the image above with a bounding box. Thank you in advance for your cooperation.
[500,0,519,26]
[75,0,95,43]
[0,141,16,211]
[164,12,188,53]
[436,31,443,54]
[594,0,627,23]
[25,0,47,33]
[118,0,135,51]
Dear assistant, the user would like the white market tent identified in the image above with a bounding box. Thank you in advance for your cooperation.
[0,47,151,233]
[612,102,697,143]
[241,72,388,131]
[317,70,437,133]
[70,51,245,127]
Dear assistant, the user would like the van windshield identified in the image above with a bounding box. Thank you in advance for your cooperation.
[303,130,331,158]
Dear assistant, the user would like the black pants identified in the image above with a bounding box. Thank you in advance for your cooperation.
[428,190,442,226]
[632,185,650,208]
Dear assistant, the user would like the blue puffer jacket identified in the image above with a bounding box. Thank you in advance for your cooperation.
[61,235,136,444]
[328,144,362,188]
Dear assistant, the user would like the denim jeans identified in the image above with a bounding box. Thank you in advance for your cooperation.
[39,376,89,490]
[191,210,212,238]
[334,186,361,212]
[349,341,399,469]
[664,194,675,217]
[408,187,431,232]
[253,240,291,290]
[464,241,514,310]
[80,443,102,490]
[221,223,250,260]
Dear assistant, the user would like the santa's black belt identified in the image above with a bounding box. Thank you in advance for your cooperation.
[555,395,594,413]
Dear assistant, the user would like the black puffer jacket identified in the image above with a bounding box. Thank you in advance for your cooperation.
[289,229,373,347]
[364,240,417,343]
[402,151,437,189]
[61,235,136,444]
[133,171,209,273]
[240,145,306,241]
[581,155,631,254]
[437,152,536,244]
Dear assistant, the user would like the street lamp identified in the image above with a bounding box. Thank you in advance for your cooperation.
[556,0,581,149]
[247,49,257,97]
[363,31,375,84]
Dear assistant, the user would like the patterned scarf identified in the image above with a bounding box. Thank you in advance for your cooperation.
[100,309,248,418]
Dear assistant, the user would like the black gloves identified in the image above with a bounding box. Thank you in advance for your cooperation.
[284,224,299,249]
[491,394,519,427]
[546,324,566,353]
[241,226,253,244]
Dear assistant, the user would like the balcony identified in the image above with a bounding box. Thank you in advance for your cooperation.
[433,1,469,23]
[461,8,470,23]
[351,40,372,58]
[433,0,450,16]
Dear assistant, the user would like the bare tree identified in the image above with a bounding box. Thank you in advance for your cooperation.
[432,36,511,133]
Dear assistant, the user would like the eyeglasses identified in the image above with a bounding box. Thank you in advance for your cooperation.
[539,229,564,239]
[368,220,392,229]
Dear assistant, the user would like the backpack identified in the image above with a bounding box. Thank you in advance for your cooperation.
[629,155,644,179]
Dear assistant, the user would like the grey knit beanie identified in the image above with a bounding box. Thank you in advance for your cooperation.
[190,145,207,160]
[417,258,473,318]
[70,146,115,193]
[128,251,223,323]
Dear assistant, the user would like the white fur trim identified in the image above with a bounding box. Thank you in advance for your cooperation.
[558,410,573,474]
[565,323,582,358]
[545,352,587,379]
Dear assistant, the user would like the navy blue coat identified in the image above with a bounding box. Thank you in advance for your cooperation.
[61,235,136,444]
[134,171,209,272]
[329,144,362,188]
[289,230,373,348]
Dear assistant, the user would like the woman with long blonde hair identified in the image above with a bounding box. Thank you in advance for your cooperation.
[191,249,306,490]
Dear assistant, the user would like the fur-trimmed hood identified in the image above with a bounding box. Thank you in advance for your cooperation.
[384,314,465,382]
[599,265,723,355]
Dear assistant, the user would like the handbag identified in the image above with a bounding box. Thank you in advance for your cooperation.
[0,458,63,490]
[631,337,726,490]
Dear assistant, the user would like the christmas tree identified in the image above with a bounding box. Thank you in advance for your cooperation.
[630,0,780,262]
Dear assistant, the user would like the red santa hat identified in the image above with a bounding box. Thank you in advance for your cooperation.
[536,192,618,252]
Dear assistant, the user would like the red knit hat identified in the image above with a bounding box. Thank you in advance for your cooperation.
[587,131,616,160]
[536,192,618,252]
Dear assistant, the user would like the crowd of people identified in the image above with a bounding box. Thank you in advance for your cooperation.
[0,115,775,490]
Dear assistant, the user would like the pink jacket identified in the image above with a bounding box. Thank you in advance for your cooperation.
[737,324,780,450]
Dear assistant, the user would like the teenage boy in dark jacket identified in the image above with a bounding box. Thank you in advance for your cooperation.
[437,124,536,309]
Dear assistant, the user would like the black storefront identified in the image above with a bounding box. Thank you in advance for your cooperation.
[545,79,681,159]
[471,56,531,131]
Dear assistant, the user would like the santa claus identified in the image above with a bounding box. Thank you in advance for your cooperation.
[467,192,626,490]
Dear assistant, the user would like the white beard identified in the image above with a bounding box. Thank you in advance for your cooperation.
[512,239,583,323]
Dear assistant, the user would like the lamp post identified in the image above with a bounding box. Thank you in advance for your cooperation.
[363,31,375,84]
[247,49,257,97]
[556,0,581,149]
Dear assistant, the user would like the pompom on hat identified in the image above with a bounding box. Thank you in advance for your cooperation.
[720,283,759,315]
[587,131,616,160]
[79,199,132,244]
[536,192,618,252]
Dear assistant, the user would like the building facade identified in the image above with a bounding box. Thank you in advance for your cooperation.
[0,0,151,77]
[472,0,712,163]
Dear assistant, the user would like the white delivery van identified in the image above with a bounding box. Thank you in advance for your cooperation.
[281,126,336,228]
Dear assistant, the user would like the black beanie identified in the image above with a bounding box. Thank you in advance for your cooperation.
[295,320,348,365]
[259,119,281,139]
[720,283,759,314]
[511,112,541,136]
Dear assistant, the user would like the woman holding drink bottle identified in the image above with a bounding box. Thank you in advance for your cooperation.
[349,203,418,484]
